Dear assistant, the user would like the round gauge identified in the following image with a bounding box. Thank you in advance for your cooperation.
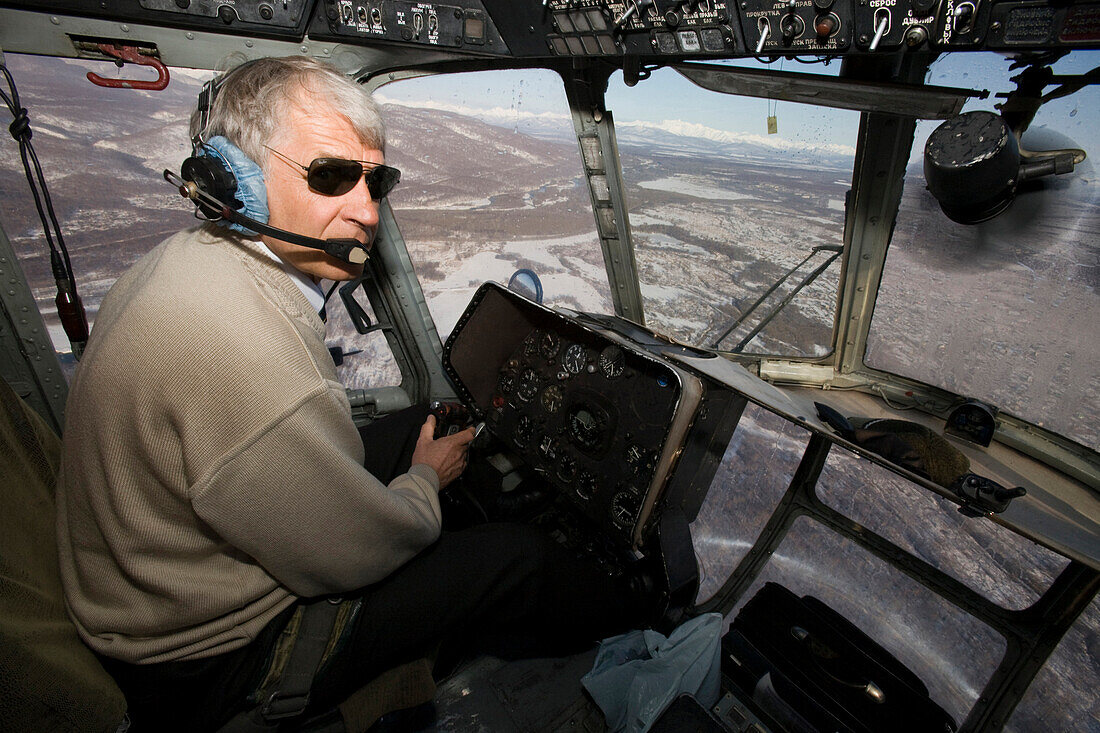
[576,470,597,500]
[537,434,557,461]
[539,331,560,359]
[610,490,640,530]
[598,345,625,379]
[557,454,577,483]
[562,344,587,375]
[568,405,606,452]
[517,367,540,402]
[625,443,647,472]
[523,331,541,358]
[497,370,516,395]
[541,385,563,413]
[514,415,533,448]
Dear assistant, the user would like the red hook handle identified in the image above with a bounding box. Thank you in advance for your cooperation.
[86,44,170,91]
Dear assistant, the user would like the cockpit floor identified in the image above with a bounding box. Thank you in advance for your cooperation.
[412,649,608,732]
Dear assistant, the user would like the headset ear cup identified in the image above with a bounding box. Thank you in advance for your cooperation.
[181,154,238,219]
[202,136,270,232]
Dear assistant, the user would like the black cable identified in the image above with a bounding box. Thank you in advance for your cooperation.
[753,54,831,66]
[319,280,340,322]
[2,59,89,354]
[1,62,78,287]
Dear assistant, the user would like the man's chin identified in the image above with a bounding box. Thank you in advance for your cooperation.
[321,257,366,282]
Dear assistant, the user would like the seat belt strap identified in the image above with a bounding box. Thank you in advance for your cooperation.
[217,599,343,733]
[260,599,342,721]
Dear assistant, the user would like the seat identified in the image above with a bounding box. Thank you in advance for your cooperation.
[0,377,435,733]
[0,378,128,732]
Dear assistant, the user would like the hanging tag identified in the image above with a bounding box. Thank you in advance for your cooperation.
[767,115,778,134]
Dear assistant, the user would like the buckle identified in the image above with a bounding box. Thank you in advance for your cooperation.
[261,690,311,721]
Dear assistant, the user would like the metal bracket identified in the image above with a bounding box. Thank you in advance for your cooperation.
[951,473,1027,517]
[85,43,169,90]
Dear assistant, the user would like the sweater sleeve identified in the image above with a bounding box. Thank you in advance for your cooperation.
[190,383,442,598]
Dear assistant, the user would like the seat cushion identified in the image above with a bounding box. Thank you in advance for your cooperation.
[0,381,127,732]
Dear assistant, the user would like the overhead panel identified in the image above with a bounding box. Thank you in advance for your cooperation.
[307,0,509,55]
[543,0,744,57]
[479,0,1100,59]
[0,0,315,37]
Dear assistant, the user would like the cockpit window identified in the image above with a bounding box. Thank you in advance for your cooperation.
[865,51,1100,451]
[606,65,857,357]
[0,53,402,389]
[0,54,196,364]
[1008,594,1100,732]
[378,70,613,339]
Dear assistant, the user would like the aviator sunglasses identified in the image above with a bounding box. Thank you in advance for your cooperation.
[264,145,401,199]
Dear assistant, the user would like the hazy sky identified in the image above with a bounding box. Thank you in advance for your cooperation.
[378,50,1100,165]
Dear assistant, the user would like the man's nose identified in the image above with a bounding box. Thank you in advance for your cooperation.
[347,176,381,228]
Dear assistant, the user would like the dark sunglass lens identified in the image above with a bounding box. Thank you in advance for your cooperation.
[367,166,401,199]
[307,159,361,196]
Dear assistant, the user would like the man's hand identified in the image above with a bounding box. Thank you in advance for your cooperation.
[411,415,475,490]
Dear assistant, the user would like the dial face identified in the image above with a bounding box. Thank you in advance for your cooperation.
[568,405,606,451]
[497,370,516,395]
[541,384,563,413]
[598,345,625,379]
[576,470,597,500]
[563,343,587,374]
[523,331,541,358]
[517,367,540,402]
[514,415,533,448]
[610,490,640,529]
[557,454,577,483]
[539,331,560,359]
[625,443,647,471]
[537,434,557,461]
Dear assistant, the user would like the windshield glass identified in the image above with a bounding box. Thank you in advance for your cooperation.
[377,69,612,338]
[0,54,409,388]
[865,51,1100,450]
[607,62,856,357]
[0,54,197,359]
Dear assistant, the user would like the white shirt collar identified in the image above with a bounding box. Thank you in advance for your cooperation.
[255,241,326,314]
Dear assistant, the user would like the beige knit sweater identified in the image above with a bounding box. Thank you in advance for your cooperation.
[56,226,441,664]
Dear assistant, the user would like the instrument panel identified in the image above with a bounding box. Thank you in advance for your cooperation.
[444,283,725,547]
[488,326,683,541]
[1,0,1095,57]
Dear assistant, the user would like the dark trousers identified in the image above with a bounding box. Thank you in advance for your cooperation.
[103,405,633,731]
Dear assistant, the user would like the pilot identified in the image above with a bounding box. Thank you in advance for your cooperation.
[56,56,640,732]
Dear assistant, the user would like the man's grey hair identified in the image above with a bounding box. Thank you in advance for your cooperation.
[189,56,385,170]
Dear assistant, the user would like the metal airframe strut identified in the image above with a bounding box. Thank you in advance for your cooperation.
[561,64,646,325]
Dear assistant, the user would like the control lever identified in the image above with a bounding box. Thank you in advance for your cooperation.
[429,400,473,439]
[755,17,771,53]
[780,0,799,43]
[615,0,652,28]
[869,9,890,50]
[951,1,976,35]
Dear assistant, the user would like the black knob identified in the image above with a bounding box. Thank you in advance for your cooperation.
[259,3,274,20]
[813,0,834,10]
[174,0,190,9]
[217,4,236,23]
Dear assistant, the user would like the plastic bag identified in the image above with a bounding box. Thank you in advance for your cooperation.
[581,613,723,733]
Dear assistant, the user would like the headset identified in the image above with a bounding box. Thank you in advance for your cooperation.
[163,75,369,265]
